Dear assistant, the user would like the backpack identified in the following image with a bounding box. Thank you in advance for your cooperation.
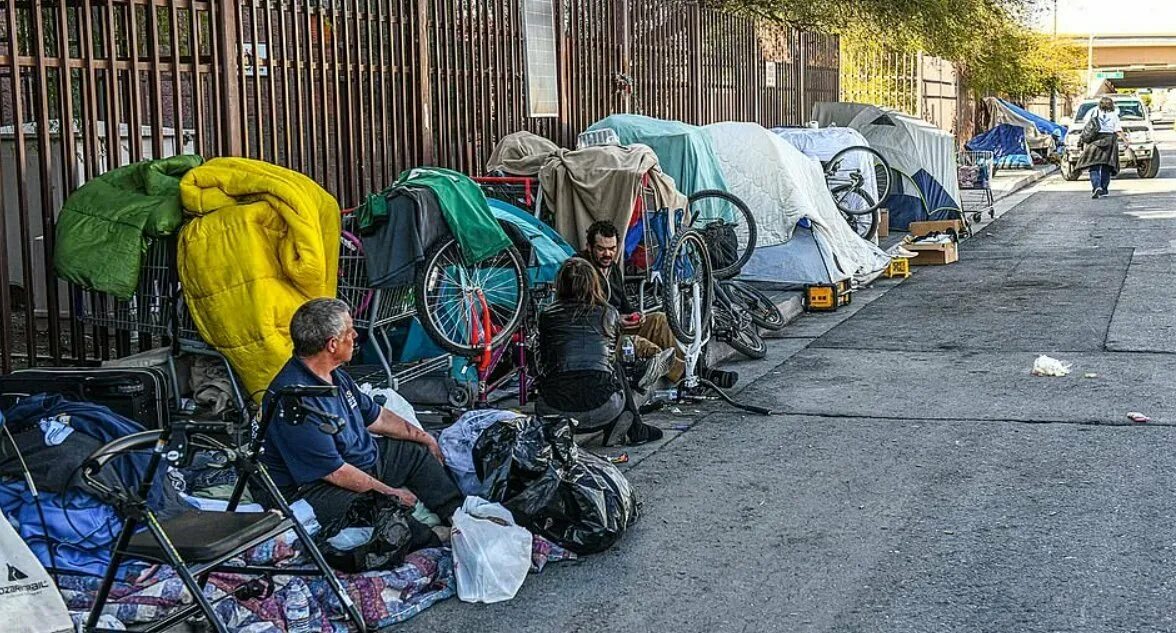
[1079,114,1101,145]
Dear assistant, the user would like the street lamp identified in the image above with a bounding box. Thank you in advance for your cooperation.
[1049,0,1058,120]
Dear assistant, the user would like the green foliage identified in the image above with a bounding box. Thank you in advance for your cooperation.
[707,0,1083,101]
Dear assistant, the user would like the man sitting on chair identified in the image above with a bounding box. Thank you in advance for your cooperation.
[261,298,463,535]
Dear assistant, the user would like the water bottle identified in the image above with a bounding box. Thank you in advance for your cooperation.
[622,337,636,365]
[285,583,312,633]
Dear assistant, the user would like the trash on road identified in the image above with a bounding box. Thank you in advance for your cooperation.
[1084,373,1098,379]
[1127,411,1151,423]
[1031,355,1072,377]
[671,423,690,431]
[608,453,630,464]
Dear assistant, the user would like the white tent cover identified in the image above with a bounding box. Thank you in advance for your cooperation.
[702,121,890,284]
[772,126,879,212]
[811,102,961,207]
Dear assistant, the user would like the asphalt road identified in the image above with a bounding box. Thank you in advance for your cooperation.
[397,130,1176,633]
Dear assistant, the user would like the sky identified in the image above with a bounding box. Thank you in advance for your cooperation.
[1031,0,1176,35]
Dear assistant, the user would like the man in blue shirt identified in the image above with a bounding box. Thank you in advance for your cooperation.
[262,298,463,535]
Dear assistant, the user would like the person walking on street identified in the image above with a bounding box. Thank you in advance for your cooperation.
[1077,96,1130,199]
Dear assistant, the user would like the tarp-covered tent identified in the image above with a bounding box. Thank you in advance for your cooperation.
[586,114,728,196]
[702,121,890,287]
[487,198,573,285]
[483,131,687,252]
[966,97,1065,169]
[772,126,880,214]
[965,125,1033,168]
[812,103,961,231]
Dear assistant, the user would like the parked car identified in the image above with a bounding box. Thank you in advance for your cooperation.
[1152,101,1176,126]
[1060,96,1160,180]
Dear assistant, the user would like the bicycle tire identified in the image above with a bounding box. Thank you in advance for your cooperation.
[825,145,892,214]
[685,189,756,280]
[724,280,786,332]
[661,229,714,345]
[832,187,880,241]
[414,237,528,357]
[725,324,767,359]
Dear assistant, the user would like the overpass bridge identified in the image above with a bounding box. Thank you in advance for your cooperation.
[1062,34,1176,89]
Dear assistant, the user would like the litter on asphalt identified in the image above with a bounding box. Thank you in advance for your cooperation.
[1031,355,1072,377]
[1127,411,1151,423]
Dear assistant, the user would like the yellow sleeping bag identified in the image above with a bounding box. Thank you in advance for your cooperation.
[178,158,340,400]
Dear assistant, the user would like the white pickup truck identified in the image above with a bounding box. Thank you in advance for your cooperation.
[1060,96,1160,180]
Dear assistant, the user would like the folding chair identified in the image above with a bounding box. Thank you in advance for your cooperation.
[80,385,367,633]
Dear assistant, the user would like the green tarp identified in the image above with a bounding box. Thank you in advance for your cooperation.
[586,114,729,196]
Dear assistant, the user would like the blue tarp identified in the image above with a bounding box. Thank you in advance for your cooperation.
[487,198,573,285]
[995,98,1067,140]
[966,125,1034,169]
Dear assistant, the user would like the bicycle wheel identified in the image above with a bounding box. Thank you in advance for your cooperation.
[825,145,892,214]
[684,189,756,280]
[414,238,528,357]
[832,187,880,240]
[724,279,786,332]
[725,324,767,359]
[661,229,714,345]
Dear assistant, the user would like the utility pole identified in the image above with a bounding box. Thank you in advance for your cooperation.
[1049,0,1058,120]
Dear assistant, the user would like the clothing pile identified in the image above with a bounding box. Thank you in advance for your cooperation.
[354,167,512,288]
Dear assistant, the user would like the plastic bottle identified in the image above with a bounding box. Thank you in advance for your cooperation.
[622,337,636,365]
[285,583,312,633]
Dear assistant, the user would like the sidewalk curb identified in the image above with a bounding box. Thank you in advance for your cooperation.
[992,165,1058,203]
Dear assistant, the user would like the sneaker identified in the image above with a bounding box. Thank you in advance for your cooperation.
[638,348,675,390]
[703,368,739,389]
[1092,190,1101,199]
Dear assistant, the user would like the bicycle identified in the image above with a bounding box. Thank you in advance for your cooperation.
[822,145,893,241]
[679,189,784,359]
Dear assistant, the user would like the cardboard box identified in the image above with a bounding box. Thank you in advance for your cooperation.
[877,209,889,238]
[905,241,958,266]
[908,219,963,239]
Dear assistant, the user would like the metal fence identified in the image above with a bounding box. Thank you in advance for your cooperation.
[0,0,838,371]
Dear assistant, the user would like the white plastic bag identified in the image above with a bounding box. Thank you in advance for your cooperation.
[358,383,422,429]
[451,496,533,604]
[1031,355,1072,377]
[0,517,73,633]
[440,410,524,495]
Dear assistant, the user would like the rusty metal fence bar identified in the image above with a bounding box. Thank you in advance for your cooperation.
[1,0,837,371]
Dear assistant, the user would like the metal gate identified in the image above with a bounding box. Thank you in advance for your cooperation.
[0,0,838,370]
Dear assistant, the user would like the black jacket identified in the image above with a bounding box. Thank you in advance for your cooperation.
[537,301,620,376]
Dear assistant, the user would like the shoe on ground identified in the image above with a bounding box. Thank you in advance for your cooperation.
[703,368,739,389]
[625,420,664,446]
[1100,188,1109,196]
[1092,190,1101,199]
[638,347,675,391]
[603,411,635,447]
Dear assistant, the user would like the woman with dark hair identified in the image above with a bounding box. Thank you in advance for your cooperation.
[536,257,663,446]
[1077,96,1129,199]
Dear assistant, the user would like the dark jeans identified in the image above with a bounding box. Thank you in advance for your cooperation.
[1091,165,1112,193]
[290,437,463,536]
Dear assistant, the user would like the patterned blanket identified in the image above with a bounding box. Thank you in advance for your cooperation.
[63,529,574,631]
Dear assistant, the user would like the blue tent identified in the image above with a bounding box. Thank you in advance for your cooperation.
[487,198,574,285]
[966,125,1034,169]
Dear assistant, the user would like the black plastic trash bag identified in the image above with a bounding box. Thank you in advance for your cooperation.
[473,415,639,555]
[318,492,439,572]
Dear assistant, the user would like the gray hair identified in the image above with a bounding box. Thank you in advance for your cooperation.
[290,298,351,357]
[1099,96,1115,112]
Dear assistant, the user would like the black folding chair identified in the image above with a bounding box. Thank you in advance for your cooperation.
[81,385,367,633]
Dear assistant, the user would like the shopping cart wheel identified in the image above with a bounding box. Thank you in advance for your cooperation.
[414,238,528,357]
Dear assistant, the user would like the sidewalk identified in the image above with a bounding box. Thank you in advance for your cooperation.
[990,162,1057,200]
[708,162,1059,365]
